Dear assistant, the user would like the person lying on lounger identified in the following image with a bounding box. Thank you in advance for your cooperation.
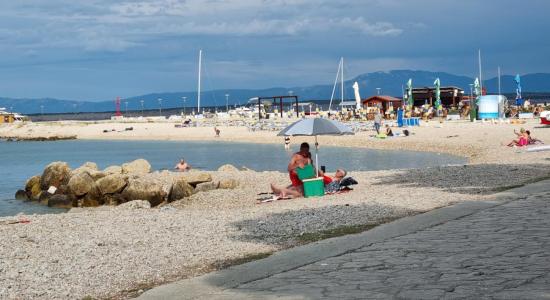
[321,169,347,194]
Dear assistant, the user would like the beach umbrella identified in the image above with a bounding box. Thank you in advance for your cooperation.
[514,74,524,106]
[278,118,354,177]
[406,78,414,108]
[471,77,481,121]
[434,78,441,108]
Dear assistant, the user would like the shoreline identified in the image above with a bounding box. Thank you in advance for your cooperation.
[3,119,539,164]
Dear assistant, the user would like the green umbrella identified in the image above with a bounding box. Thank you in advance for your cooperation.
[433,78,441,108]
[406,78,414,108]
[470,78,481,121]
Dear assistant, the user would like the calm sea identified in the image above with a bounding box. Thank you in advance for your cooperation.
[0,140,466,217]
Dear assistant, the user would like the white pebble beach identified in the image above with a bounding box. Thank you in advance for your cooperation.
[1,119,550,299]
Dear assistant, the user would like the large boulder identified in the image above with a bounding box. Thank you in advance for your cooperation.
[15,190,27,200]
[40,162,71,190]
[25,175,42,201]
[96,174,128,195]
[219,178,240,189]
[67,172,95,196]
[72,162,98,174]
[80,184,103,207]
[121,178,165,207]
[179,172,212,186]
[48,194,75,209]
[217,164,239,172]
[103,165,122,175]
[80,161,98,170]
[38,192,53,205]
[103,193,126,206]
[195,181,220,193]
[122,159,151,175]
[168,178,195,202]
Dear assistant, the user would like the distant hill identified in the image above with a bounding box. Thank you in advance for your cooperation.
[2,70,550,114]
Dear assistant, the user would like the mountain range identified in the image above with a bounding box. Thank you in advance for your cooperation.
[1,70,550,114]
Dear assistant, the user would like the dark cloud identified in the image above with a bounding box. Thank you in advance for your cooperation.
[0,0,548,100]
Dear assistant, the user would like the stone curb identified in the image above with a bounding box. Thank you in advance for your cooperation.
[136,179,550,300]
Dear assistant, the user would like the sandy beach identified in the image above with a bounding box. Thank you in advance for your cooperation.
[1,119,550,299]
[2,119,549,165]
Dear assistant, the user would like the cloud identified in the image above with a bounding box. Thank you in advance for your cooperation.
[330,18,402,37]
[0,0,404,53]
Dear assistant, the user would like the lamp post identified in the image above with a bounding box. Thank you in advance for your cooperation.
[225,93,229,112]
[182,96,186,115]
[140,100,144,116]
[157,98,162,116]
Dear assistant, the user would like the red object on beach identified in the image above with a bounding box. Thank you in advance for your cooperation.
[115,96,122,117]
[18,216,31,224]
[541,116,550,125]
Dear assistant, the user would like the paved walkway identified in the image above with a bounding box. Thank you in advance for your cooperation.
[138,180,550,300]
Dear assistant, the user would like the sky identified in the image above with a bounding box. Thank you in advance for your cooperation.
[0,0,549,101]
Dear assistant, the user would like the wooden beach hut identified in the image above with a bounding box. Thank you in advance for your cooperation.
[362,95,402,112]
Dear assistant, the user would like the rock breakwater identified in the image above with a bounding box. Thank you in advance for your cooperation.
[16,159,239,208]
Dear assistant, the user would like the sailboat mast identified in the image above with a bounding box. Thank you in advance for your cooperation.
[329,58,342,112]
[197,49,202,113]
[478,49,483,94]
[498,66,501,95]
[341,57,344,104]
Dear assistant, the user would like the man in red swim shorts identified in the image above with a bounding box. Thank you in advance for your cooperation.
[287,142,312,188]
[268,142,312,199]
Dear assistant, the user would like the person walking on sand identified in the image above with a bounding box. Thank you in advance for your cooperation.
[284,136,291,150]
[214,126,220,137]
[374,110,382,134]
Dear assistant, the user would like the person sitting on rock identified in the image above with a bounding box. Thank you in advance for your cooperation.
[174,158,191,172]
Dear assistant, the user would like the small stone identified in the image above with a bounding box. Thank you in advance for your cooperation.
[179,172,212,186]
[219,178,239,189]
[195,181,220,193]
[217,164,239,172]
[116,200,151,210]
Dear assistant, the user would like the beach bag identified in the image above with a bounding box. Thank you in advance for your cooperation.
[340,177,358,187]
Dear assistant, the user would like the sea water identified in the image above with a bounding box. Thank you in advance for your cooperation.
[0,140,466,217]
